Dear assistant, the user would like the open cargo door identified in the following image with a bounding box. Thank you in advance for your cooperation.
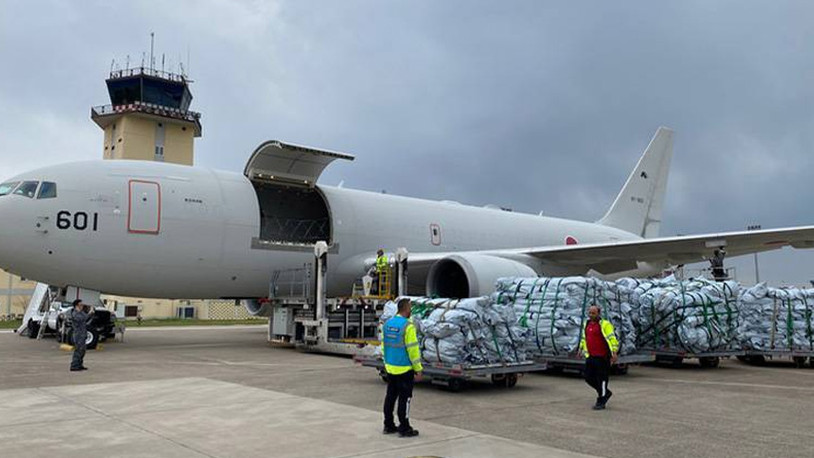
[245,140,353,252]
[244,140,354,187]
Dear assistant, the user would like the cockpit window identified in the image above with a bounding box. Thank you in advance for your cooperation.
[0,181,19,196]
[12,181,39,198]
[37,181,57,199]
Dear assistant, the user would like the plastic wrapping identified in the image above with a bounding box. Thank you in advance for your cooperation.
[381,296,530,365]
[493,277,637,357]
[738,284,814,352]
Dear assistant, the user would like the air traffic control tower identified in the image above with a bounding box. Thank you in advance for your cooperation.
[91,67,202,165]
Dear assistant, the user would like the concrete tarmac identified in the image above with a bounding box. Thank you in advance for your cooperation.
[1,326,813,458]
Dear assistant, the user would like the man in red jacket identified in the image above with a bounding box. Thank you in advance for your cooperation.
[579,305,620,410]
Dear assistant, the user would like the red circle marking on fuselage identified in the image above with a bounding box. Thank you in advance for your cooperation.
[565,236,578,245]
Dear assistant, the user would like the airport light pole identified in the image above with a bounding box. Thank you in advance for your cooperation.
[747,224,761,283]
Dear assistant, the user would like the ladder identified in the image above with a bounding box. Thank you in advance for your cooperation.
[17,283,50,335]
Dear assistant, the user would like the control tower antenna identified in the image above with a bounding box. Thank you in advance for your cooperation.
[150,32,155,69]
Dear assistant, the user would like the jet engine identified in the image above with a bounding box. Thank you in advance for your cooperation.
[425,254,537,298]
[241,299,273,317]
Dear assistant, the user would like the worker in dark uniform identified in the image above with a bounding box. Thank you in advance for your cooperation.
[69,299,94,372]
[710,249,726,281]
[381,298,423,437]
[579,305,619,410]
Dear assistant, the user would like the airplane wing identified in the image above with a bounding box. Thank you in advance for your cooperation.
[398,225,814,274]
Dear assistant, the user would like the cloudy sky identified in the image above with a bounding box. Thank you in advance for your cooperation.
[1,1,813,285]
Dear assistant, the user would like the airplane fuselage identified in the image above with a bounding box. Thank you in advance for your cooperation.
[0,160,641,299]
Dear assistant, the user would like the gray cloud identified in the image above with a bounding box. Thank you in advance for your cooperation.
[1,0,813,285]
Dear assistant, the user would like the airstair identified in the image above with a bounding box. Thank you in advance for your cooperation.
[17,283,57,337]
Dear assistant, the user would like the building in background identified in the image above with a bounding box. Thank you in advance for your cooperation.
[91,65,201,165]
[0,270,37,320]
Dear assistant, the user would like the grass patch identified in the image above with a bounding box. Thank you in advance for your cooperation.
[127,318,266,327]
[0,320,22,329]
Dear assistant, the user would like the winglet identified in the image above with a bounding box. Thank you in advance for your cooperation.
[598,127,673,238]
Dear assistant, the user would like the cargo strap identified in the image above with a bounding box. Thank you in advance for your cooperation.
[544,278,563,354]
[519,277,542,327]
[533,279,552,353]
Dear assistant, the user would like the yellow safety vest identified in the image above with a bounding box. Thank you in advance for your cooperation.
[579,319,620,358]
[382,316,423,375]
[376,255,388,273]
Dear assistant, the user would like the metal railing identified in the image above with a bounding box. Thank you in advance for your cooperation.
[352,268,394,300]
[91,100,201,123]
[270,264,312,301]
[675,266,738,282]
[109,67,187,83]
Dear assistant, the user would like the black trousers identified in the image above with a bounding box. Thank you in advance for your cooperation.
[584,356,610,399]
[71,332,87,370]
[383,370,414,430]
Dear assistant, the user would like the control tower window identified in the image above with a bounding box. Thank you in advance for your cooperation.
[13,181,39,198]
[37,182,57,199]
[0,181,20,196]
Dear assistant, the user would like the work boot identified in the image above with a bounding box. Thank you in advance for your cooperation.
[399,427,419,438]
[602,390,613,405]
[382,424,398,435]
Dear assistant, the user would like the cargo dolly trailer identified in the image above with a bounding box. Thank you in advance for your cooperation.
[646,348,744,368]
[355,355,547,392]
[738,350,814,368]
[536,352,655,375]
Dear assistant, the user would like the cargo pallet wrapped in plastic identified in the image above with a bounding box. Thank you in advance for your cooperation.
[367,297,543,391]
[409,296,530,366]
[619,276,742,367]
[492,277,642,373]
[737,283,814,368]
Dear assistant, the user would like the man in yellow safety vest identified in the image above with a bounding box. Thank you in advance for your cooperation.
[374,249,388,295]
[579,305,619,410]
[381,298,423,437]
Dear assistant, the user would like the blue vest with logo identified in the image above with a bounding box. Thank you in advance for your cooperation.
[383,315,411,367]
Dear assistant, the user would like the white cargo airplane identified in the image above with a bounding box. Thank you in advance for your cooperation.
[1,127,813,311]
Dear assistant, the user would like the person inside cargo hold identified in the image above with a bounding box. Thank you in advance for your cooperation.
[381,297,423,437]
[579,305,619,410]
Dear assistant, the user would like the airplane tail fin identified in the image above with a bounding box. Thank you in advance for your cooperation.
[598,127,673,238]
